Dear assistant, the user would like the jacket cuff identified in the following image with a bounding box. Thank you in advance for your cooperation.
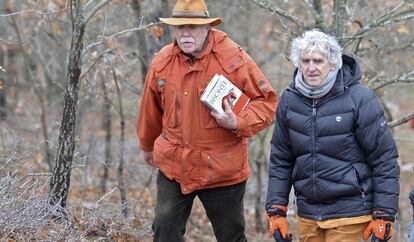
[373,210,396,222]
[232,116,248,136]
[267,205,288,217]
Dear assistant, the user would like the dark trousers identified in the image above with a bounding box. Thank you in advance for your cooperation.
[152,171,247,242]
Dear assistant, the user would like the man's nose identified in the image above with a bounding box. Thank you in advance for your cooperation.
[181,27,192,35]
[308,63,317,71]
[182,31,191,36]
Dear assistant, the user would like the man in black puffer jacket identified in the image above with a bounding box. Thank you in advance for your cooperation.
[266,29,400,242]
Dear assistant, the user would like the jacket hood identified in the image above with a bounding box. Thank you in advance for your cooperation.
[289,53,362,92]
[340,53,361,87]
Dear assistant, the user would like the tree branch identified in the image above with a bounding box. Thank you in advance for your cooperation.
[388,112,414,128]
[0,38,30,46]
[357,38,414,57]
[0,0,68,18]
[80,49,115,80]
[82,22,160,55]
[84,0,113,25]
[341,2,414,46]
[0,0,40,17]
[301,0,326,30]
[250,0,306,30]
[370,69,414,90]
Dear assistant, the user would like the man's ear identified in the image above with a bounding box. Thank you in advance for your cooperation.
[330,65,336,71]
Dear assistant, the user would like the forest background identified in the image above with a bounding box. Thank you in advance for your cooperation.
[0,0,413,241]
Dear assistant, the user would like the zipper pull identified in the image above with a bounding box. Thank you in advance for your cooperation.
[312,100,317,116]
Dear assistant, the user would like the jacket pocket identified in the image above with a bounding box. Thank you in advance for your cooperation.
[158,84,178,128]
[314,165,362,202]
[351,164,367,204]
[198,87,219,128]
[200,141,246,184]
[152,135,176,169]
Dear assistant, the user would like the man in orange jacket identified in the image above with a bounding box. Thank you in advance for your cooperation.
[136,0,277,241]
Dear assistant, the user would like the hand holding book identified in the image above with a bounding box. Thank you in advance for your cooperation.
[200,74,250,115]
[210,99,238,130]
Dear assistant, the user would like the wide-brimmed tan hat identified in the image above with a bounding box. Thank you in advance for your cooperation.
[159,0,222,26]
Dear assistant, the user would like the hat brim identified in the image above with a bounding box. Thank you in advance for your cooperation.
[159,17,221,26]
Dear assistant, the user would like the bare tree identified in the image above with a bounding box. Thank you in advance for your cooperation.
[49,0,86,209]
[100,74,112,194]
[47,0,159,211]
[110,64,128,217]
[0,49,8,120]
[160,0,172,41]
[130,0,150,83]
[6,3,54,172]
[49,0,113,209]
[249,129,271,233]
[251,0,414,126]
[332,0,348,37]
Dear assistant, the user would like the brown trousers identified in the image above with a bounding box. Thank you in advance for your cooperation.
[298,216,370,242]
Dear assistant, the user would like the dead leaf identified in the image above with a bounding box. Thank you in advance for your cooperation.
[132,216,142,228]
[397,25,410,34]
[150,26,165,40]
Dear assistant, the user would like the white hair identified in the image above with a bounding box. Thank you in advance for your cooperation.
[289,29,343,69]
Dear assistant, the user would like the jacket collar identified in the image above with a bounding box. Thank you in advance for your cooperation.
[288,53,361,100]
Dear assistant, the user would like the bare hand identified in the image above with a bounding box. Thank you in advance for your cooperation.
[143,151,157,167]
[210,99,238,130]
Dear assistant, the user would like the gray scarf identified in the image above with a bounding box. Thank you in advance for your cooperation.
[294,68,339,99]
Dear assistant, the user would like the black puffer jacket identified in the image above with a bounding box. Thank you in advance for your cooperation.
[266,54,400,220]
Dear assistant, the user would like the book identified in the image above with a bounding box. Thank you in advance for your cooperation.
[200,74,250,114]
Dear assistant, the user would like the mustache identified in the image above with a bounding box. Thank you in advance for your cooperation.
[179,37,195,43]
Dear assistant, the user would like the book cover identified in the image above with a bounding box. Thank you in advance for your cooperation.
[200,74,250,114]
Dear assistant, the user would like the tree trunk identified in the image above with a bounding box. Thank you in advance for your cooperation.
[242,0,264,232]
[243,0,251,51]
[81,133,95,193]
[130,0,149,84]
[112,66,128,217]
[39,94,53,172]
[249,130,269,233]
[313,0,324,29]
[313,0,322,14]
[0,49,8,120]
[100,77,112,194]
[0,83,6,120]
[254,159,264,233]
[332,0,347,39]
[9,5,53,171]
[160,0,172,42]
[49,0,85,209]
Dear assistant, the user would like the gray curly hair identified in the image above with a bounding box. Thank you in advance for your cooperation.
[289,29,343,69]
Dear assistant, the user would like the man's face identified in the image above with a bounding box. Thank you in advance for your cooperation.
[173,24,210,57]
[299,51,335,86]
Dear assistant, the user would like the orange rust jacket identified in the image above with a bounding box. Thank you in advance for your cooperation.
[137,29,277,194]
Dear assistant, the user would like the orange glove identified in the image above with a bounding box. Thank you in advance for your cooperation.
[267,205,290,240]
[362,211,395,241]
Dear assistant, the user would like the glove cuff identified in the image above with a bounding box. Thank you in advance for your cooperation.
[267,205,287,217]
[373,210,396,222]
